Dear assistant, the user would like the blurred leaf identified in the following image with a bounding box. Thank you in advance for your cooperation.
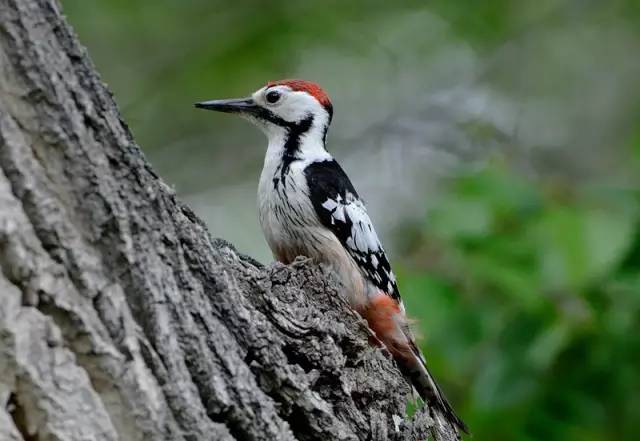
[536,206,589,290]
[526,321,571,370]
[583,208,635,279]
[430,197,493,239]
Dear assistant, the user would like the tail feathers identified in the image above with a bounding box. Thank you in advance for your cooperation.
[403,341,469,435]
[360,294,467,434]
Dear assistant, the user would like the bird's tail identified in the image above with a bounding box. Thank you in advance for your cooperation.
[401,339,469,435]
[363,294,468,436]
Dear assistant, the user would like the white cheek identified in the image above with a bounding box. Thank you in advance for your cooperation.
[275,102,305,121]
[276,94,322,122]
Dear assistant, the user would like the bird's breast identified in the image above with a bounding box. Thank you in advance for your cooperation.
[258,165,313,254]
[257,164,369,309]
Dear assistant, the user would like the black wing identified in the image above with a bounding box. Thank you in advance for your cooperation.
[304,159,400,301]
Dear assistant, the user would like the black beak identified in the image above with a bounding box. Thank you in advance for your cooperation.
[194,97,258,114]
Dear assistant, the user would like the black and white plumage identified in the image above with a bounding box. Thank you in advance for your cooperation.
[304,159,401,304]
[196,79,468,435]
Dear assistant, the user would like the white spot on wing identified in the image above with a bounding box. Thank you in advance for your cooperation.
[322,198,338,211]
[353,225,368,252]
[343,198,381,255]
[365,227,379,250]
[346,237,355,249]
[333,206,346,222]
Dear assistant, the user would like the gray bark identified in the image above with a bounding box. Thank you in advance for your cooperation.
[0,1,456,440]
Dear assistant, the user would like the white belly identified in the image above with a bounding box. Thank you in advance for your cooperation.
[257,162,368,309]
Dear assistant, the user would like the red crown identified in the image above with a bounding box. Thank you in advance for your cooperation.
[266,79,332,109]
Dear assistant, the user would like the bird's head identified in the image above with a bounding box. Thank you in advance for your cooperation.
[195,79,333,144]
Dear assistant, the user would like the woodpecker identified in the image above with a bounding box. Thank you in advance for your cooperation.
[196,79,467,435]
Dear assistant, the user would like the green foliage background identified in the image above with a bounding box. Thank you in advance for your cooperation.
[398,163,640,440]
[63,1,640,440]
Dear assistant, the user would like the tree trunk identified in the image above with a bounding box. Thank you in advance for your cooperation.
[0,1,457,440]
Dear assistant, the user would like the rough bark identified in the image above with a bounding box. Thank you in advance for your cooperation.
[0,1,457,440]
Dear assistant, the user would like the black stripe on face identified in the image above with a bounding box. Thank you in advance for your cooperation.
[253,107,292,128]
[276,115,314,186]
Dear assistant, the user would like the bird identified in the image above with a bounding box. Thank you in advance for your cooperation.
[195,79,468,435]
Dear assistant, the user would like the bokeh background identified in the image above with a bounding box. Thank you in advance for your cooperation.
[62,1,640,440]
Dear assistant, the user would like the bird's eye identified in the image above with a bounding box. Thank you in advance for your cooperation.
[266,90,281,104]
